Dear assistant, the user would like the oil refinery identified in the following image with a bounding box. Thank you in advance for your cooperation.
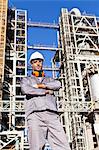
[0,0,99,149]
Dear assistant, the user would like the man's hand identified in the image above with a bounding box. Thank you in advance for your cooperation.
[45,90,54,95]
[37,83,46,89]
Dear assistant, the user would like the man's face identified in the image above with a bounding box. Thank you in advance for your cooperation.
[31,59,43,71]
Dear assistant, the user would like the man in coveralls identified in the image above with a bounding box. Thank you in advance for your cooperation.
[20,51,70,150]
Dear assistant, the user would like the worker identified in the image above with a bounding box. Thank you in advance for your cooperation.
[20,51,70,150]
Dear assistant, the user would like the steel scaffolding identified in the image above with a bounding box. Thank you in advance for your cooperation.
[0,7,28,149]
[53,8,99,150]
[1,1,99,149]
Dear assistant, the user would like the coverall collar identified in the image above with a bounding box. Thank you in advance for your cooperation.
[30,74,45,83]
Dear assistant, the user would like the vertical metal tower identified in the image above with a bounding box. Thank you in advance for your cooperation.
[53,8,99,150]
[0,7,27,149]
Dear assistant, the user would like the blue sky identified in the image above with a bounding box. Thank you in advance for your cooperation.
[9,0,99,76]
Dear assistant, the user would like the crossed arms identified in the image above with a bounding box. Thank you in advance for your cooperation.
[20,77,61,96]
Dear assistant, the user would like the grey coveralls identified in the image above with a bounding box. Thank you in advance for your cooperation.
[20,76,70,150]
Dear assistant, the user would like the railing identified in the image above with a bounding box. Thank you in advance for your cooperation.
[57,101,98,112]
[0,100,24,112]
[0,100,98,113]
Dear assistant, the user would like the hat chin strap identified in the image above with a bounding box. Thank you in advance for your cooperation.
[32,70,45,77]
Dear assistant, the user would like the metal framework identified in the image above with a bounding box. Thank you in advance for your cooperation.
[53,8,99,150]
[0,7,28,149]
[1,1,99,149]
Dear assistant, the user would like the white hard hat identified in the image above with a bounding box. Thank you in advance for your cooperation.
[29,51,44,63]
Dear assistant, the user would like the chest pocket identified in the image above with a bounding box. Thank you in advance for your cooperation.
[41,77,50,84]
[29,77,39,87]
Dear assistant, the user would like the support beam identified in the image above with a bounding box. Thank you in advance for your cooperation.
[28,45,59,51]
[27,21,59,29]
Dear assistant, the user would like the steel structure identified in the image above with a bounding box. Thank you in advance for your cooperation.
[53,8,99,150]
[0,6,28,149]
[0,1,99,149]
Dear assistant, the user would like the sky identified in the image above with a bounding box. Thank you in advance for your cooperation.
[9,0,99,76]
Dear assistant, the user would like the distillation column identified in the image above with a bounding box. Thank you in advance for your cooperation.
[53,8,99,150]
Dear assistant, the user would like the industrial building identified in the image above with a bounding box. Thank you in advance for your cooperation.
[0,0,99,149]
